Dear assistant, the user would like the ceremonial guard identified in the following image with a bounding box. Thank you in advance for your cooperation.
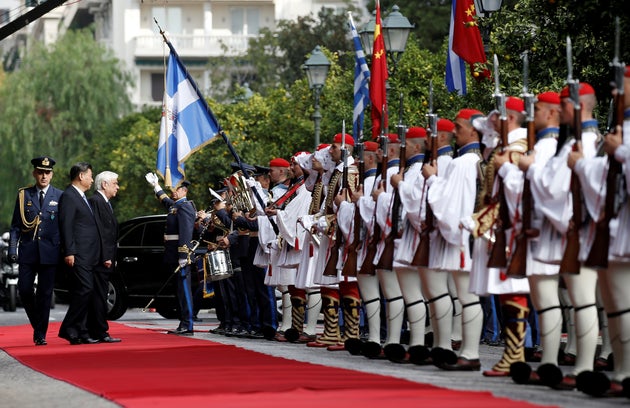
[145,173,197,335]
[340,140,380,356]
[371,133,406,356]
[518,82,600,389]
[421,109,484,371]
[463,96,530,376]
[388,126,430,363]
[308,133,361,350]
[500,91,563,383]
[565,65,630,396]
[9,157,63,346]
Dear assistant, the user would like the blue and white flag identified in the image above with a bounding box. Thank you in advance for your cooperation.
[445,0,467,95]
[158,51,219,187]
[349,12,371,141]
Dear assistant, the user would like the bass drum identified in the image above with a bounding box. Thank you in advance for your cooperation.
[204,250,233,281]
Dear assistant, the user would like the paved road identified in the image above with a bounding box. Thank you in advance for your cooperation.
[1,305,628,408]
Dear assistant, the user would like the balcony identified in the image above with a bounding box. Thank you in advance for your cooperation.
[134,34,255,59]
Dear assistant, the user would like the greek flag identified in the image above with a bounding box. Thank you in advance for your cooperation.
[445,0,467,94]
[349,13,370,141]
[158,51,219,187]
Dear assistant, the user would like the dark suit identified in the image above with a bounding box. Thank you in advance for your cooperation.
[9,185,63,341]
[88,191,118,338]
[58,185,101,340]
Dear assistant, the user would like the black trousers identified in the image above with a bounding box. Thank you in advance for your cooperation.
[18,263,57,340]
[59,263,95,339]
[240,238,273,331]
[87,265,112,338]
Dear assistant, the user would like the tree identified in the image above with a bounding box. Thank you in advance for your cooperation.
[0,28,133,228]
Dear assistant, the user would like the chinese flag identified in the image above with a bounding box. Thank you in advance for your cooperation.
[452,0,487,65]
[369,0,388,140]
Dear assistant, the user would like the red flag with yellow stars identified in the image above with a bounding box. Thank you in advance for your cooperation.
[369,0,388,140]
[452,0,487,67]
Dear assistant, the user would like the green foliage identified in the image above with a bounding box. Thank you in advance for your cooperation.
[0,28,133,229]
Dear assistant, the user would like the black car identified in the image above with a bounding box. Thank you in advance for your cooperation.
[54,214,214,320]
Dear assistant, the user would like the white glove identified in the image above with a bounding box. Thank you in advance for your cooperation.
[145,172,158,186]
[178,258,188,268]
[315,216,328,233]
[299,215,314,231]
[245,177,257,188]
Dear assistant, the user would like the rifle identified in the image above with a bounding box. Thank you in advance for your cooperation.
[359,127,389,275]
[375,94,405,271]
[413,81,437,267]
[585,18,624,269]
[324,122,349,277]
[560,36,582,275]
[487,54,511,268]
[342,141,364,277]
[506,52,538,278]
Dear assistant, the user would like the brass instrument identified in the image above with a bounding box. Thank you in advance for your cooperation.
[224,171,255,213]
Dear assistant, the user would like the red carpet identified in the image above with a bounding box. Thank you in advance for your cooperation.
[1,322,552,407]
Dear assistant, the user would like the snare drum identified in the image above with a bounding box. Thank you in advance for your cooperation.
[204,250,233,281]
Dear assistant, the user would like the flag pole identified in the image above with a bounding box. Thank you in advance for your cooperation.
[154,19,279,234]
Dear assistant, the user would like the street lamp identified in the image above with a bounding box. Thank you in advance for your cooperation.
[474,0,503,53]
[474,0,503,17]
[382,5,414,75]
[359,5,413,77]
[302,45,331,148]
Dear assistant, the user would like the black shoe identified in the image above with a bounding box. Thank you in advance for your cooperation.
[192,315,203,322]
[100,336,122,343]
[80,337,100,344]
[59,333,82,345]
[34,338,47,346]
[247,330,265,340]
[167,327,194,336]
[209,325,226,335]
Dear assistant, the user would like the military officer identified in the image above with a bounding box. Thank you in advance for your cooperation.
[9,156,63,346]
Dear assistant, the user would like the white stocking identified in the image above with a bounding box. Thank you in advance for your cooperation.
[448,272,463,343]
[395,266,425,347]
[358,274,381,344]
[603,262,630,382]
[377,269,404,345]
[564,267,598,375]
[452,271,482,360]
[304,288,322,336]
[529,274,562,365]
[278,285,292,332]
[558,286,577,356]
[420,269,452,350]
[596,283,612,360]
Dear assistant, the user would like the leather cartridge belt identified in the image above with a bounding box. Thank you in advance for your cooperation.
[164,234,179,241]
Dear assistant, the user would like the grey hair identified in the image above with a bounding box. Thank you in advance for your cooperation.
[94,171,119,192]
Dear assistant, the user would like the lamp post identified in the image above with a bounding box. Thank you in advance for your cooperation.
[303,46,331,148]
[474,0,503,52]
[359,5,413,77]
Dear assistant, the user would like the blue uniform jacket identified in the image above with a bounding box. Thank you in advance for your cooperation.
[157,190,196,264]
[9,185,63,265]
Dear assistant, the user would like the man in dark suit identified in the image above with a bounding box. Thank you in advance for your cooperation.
[88,171,121,343]
[9,156,64,346]
[58,162,101,345]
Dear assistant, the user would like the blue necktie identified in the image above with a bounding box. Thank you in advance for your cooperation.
[82,195,93,214]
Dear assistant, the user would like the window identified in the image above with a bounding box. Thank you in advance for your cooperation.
[143,221,166,247]
[151,73,165,102]
[152,7,182,34]
[230,7,259,36]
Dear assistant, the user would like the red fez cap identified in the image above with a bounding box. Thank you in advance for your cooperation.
[560,82,595,98]
[536,91,561,105]
[406,127,427,139]
[456,108,484,121]
[387,133,400,143]
[437,118,455,133]
[363,141,379,152]
[506,96,525,113]
[269,158,290,168]
[316,143,330,151]
[333,133,355,147]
